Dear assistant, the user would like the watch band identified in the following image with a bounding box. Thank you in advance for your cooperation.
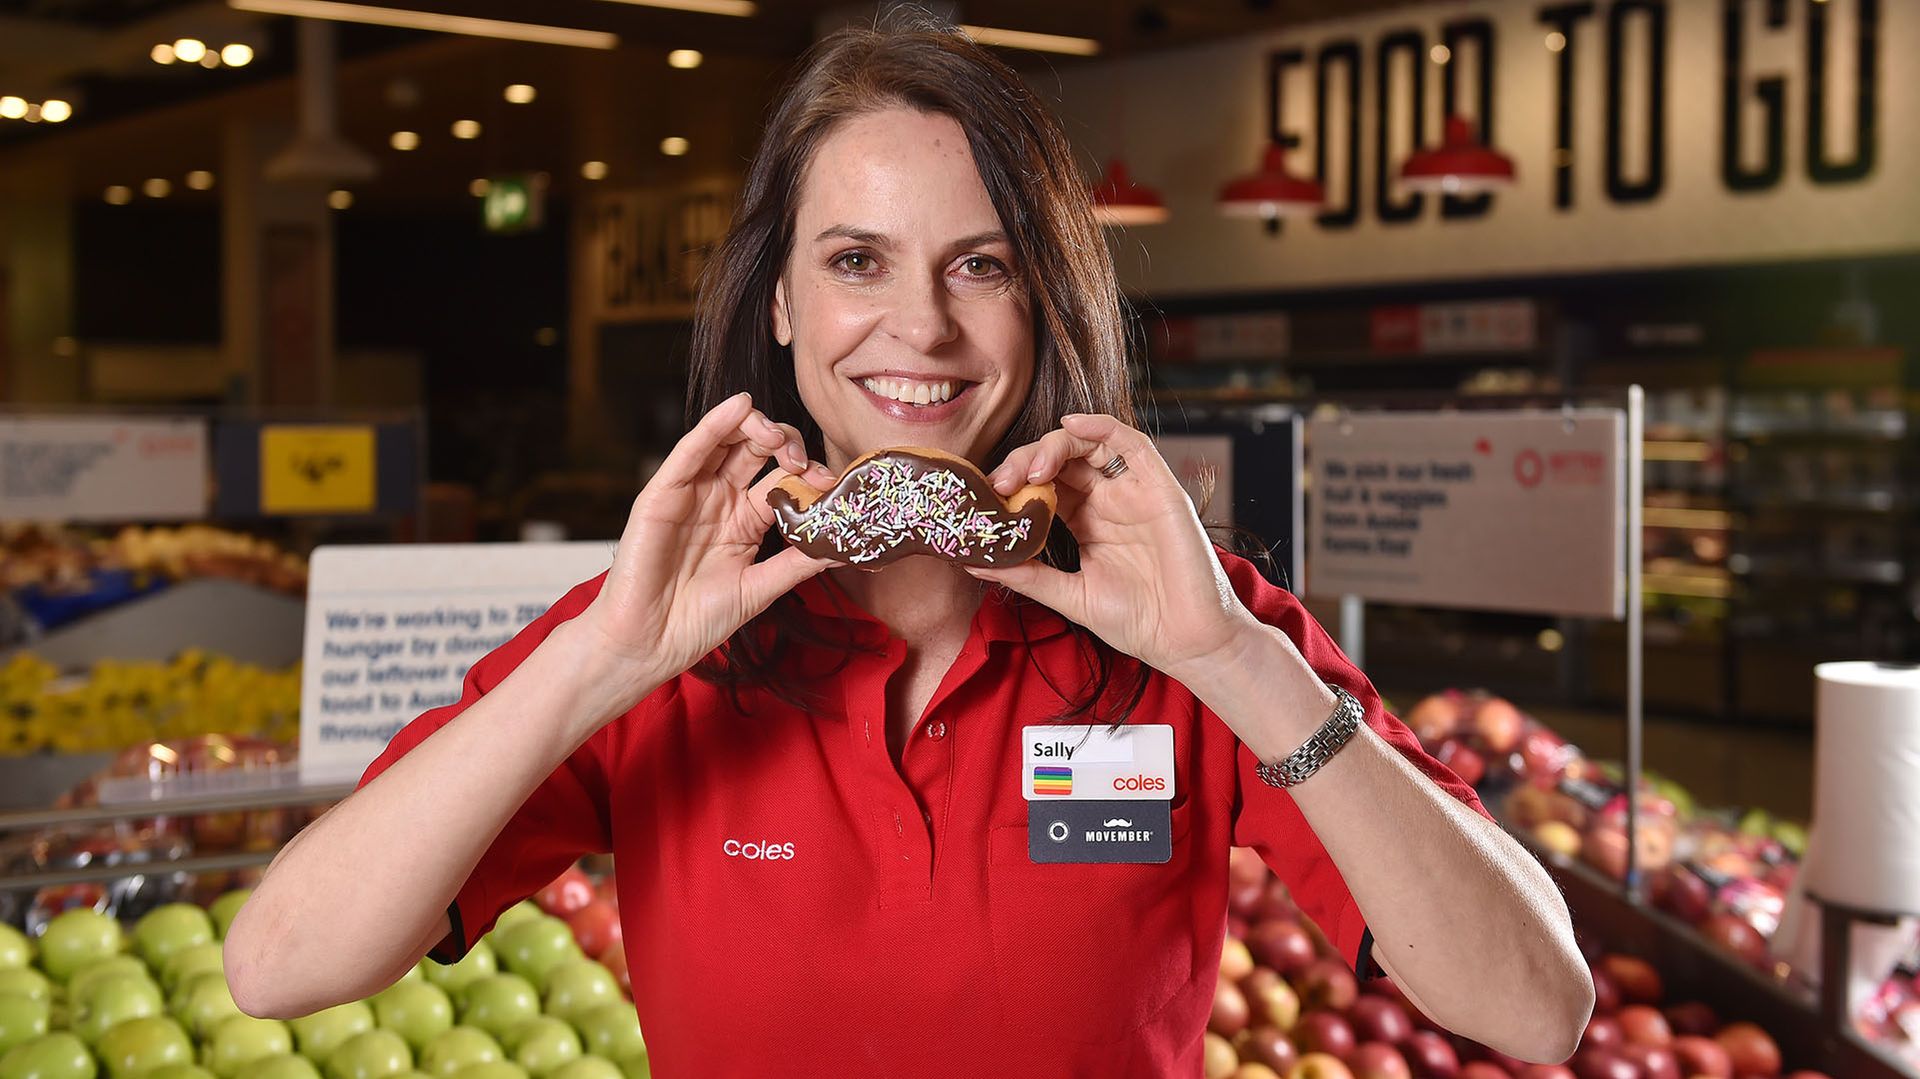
[1254,685,1364,789]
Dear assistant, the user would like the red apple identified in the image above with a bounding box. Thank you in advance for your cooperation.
[1668,1035,1730,1078]
[1518,727,1573,782]
[1250,921,1318,976]
[1712,1022,1779,1077]
[1213,979,1253,1037]
[1205,1031,1240,1079]
[1350,996,1414,1046]
[1235,1066,1286,1079]
[1230,915,1252,942]
[1583,828,1631,881]
[1245,970,1303,1031]
[1699,913,1769,968]
[1783,1072,1833,1079]
[1291,1053,1358,1079]
[1652,866,1713,924]
[1456,1066,1509,1079]
[1598,956,1663,1005]
[1350,1043,1413,1079]
[565,900,621,959]
[1616,1005,1671,1048]
[1244,1025,1301,1075]
[1471,696,1525,753]
[1406,693,1466,746]
[1518,1068,1577,1079]
[1619,1044,1678,1079]
[1222,938,1257,983]
[534,866,595,918]
[598,943,630,996]
[1232,877,1271,920]
[1474,1047,1529,1073]
[1401,1030,1459,1079]
[1299,958,1361,1012]
[1257,880,1303,922]
[1435,740,1486,788]
[1582,1016,1623,1052]
[1569,1047,1637,1079]
[1589,968,1621,1016]
[1294,1011,1358,1061]
[1662,1002,1716,1038]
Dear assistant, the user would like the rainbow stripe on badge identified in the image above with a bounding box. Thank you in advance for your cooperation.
[1033,766,1072,796]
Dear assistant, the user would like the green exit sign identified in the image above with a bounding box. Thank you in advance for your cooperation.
[483,174,546,233]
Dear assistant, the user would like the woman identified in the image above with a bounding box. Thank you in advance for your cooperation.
[226,16,1592,1076]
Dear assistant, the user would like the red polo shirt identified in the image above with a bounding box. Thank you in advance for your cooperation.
[359,552,1484,1077]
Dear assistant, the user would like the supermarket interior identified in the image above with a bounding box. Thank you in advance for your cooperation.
[2,0,1919,1076]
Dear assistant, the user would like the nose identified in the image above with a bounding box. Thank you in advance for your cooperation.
[881,269,958,354]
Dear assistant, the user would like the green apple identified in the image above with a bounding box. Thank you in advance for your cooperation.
[501,1020,575,1079]
[169,974,221,1026]
[160,945,225,995]
[70,959,154,1007]
[207,894,251,942]
[420,945,494,1004]
[490,925,576,996]
[489,907,540,935]
[0,996,50,1056]
[204,1016,292,1079]
[613,1055,646,1079]
[180,978,242,1040]
[96,1016,194,1079]
[322,1031,409,1079]
[415,1029,499,1079]
[146,1066,215,1079]
[0,927,31,972]
[38,911,124,984]
[233,1056,319,1079]
[534,964,614,1026]
[448,1064,524,1079]
[567,1007,638,1065]
[0,971,52,1005]
[370,985,450,1055]
[452,980,535,1045]
[288,1004,374,1064]
[132,908,213,973]
[0,1032,97,1079]
[539,1059,615,1079]
[75,976,165,1045]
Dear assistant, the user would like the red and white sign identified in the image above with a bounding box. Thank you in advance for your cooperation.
[1370,300,1535,355]
[0,415,208,522]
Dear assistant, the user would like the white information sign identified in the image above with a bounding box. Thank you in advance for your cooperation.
[1307,411,1624,619]
[0,416,208,522]
[299,543,616,784]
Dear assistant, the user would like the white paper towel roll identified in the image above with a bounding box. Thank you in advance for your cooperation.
[1806,661,1920,914]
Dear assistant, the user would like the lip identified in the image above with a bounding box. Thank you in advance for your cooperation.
[852,375,977,424]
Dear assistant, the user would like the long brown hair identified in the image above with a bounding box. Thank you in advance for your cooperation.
[686,10,1146,722]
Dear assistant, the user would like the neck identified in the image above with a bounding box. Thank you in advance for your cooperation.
[830,557,982,643]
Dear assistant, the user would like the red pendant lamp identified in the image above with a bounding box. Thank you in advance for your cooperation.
[1217,143,1325,223]
[1091,158,1169,226]
[1400,115,1515,194]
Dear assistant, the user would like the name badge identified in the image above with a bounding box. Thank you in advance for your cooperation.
[1021,724,1175,801]
[1027,800,1173,864]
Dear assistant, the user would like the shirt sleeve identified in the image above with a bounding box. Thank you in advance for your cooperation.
[355,571,614,963]
[1216,551,1491,977]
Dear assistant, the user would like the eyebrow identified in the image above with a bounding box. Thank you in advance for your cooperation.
[811,225,1010,252]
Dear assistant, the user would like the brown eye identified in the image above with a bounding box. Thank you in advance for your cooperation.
[834,252,873,274]
[959,255,1003,277]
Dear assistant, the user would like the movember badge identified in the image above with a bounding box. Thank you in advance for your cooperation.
[768,447,1054,568]
[1023,724,1176,865]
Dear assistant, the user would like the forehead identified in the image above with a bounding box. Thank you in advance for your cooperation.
[795,107,1006,239]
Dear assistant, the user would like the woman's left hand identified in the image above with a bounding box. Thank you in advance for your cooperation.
[972,413,1261,678]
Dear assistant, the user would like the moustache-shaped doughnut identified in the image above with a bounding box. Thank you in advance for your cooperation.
[768,447,1055,568]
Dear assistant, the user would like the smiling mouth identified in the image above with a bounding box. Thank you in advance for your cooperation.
[857,375,973,408]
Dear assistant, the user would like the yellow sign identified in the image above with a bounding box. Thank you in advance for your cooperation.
[260,425,375,514]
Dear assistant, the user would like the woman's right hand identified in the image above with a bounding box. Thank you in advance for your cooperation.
[577,392,838,701]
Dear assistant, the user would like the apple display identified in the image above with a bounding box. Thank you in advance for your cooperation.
[612,1056,646,1079]
[1434,741,1485,789]
[1615,1005,1671,1048]
[422,944,497,1003]
[372,985,454,1054]
[0,927,30,972]
[1399,1030,1458,1079]
[1580,1016,1622,1052]
[290,1003,376,1063]
[1616,1043,1679,1079]
[543,1059,620,1079]
[1297,960,1359,1013]
[1699,914,1769,968]
[235,1056,322,1079]
[97,1017,195,1079]
[455,979,539,1046]
[1531,821,1582,859]
[1660,1002,1716,1038]
[1596,956,1661,1005]
[491,923,580,995]
[532,871,594,921]
[181,977,244,1040]
[1669,1034,1730,1078]
[1515,1067,1576,1079]
[1348,1042,1411,1079]
[1210,981,1250,1038]
[1,1033,98,1079]
[161,946,227,995]
[1587,969,1619,1017]
[1241,1026,1298,1075]
[489,906,542,935]
[323,1030,411,1079]
[1244,973,1301,1032]
[206,1017,294,1079]
[1292,1012,1356,1061]
[1405,693,1466,745]
[0,970,51,1004]
[1247,922,1318,977]
[1288,1053,1356,1079]
[1220,939,1255,984]
[501,1019,578,1079]
[0,996,50,1057]
[418,1030,502,1079]
[134,905,216,971]
[1455,1066,1508,1079]
[1232,1066,1283,1079]
[1652,867,1712,924]
[1203,1032,1238,1079]
[568,1008,640,1066]
[448,1066,527,1079]
[37,910,124,983]
[1712,1022,1780,1078]
[537,963,618,1025]
[76,975,166,1045]
[1348,997,1413,1046]
[209,892,253,941]
[1568,1047,1634,1079]
[143,1066,215,1079]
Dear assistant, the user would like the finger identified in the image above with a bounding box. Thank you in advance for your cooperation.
[767,422,812,475]
[656,392,756,487]
[1061,413,1174,485]
[1054,458,1106,495]
[990,429,1101,495]
[744,459,833,529]
[964,560,1086,624]
[719,438,777,489]
[741,545,838,614]
[711,408,804,488]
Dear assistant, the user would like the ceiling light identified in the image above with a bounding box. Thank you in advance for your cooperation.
[1545,31,1567,52]
[39,100,71,123]
[581,160,608,180]
[1090,159,1168,227]
[105,186,132,204]
[200,52,221,68]
[22,104,40,123]
[468,178,491,197]
[174,38,207,63]
[221,43,254,66]
[1400,115,1516,194]
[591,0,754,14]
[226,0,618,49]
[957,24,1099,56]
[1218,143,1325,222]
[660,136,689,156]
[143,178,172,198]
[0,97,25,120]
[451,119,480,139]
[151,43,177,64]
[503,84,536,104]
[667,49,703,69]
[390,130,419,150]
[328,189,354,210]
[186,170,216,190]
[1430,44,1451,64]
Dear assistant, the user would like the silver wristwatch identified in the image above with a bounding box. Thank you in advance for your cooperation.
[1254,685,1364,789]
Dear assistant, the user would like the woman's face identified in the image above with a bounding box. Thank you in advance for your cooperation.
[774,107,1035,471]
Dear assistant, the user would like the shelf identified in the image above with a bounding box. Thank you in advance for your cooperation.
[0,782,352,834]
[1732,491,1905,513]
[1644,507,1731,529]
[1731,556,1903,584]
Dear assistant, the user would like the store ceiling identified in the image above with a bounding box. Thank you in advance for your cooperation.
[0,0,1419,207]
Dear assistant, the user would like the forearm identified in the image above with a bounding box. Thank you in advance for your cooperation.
[226,620,646,1018]
[1182,623,1592,1063]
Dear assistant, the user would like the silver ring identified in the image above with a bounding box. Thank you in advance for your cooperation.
[1099,454,1129,479]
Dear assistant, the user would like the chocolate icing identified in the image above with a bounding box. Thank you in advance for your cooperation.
[768,449,1053,567]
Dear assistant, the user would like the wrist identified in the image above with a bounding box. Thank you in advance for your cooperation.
[1177,621,1339,759]
[539,618,665,738]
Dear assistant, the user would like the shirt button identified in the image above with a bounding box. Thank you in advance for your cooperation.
[925,720,948,740]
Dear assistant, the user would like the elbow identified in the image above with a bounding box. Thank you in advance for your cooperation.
[223,901,305,1020]
[1505,963,1595,1064]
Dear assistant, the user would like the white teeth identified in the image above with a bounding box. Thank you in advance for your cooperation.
[861,377,959,406]
[914,383,932,405]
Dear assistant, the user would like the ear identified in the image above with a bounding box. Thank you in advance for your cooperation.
[771,277,793,347]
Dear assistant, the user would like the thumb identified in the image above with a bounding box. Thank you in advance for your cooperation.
[966,560,1086,623]
[740,546,837,616]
